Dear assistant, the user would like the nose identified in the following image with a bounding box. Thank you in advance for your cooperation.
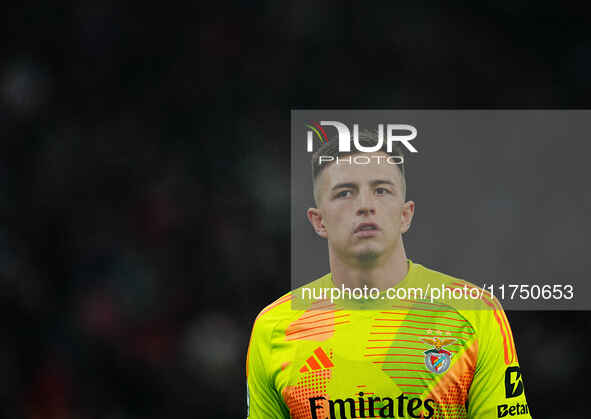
[356,190,376,216]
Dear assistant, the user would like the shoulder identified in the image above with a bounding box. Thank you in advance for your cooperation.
[411,261,508,329]
[254,292,295,323]
[250,292,295,343]
[412,263,519,364]
[413,261,496,302]
[412,261,462,286]
[251,275,331,333]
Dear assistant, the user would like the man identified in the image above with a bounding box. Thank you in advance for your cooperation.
[246,132,531,418]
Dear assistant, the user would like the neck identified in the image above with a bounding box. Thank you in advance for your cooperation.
[329,241,409,290]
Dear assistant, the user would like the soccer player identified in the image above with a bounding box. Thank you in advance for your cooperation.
[246,132,531,418]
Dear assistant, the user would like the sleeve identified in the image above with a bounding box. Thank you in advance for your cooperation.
[246,316,290,419]
[467,303,532,418]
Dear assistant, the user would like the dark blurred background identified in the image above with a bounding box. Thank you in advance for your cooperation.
[1,1,590,418]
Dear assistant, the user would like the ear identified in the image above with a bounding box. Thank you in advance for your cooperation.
[307,207,328,239]
[400,200,415,234]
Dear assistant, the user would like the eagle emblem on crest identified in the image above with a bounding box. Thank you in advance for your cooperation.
[421,337,456,374]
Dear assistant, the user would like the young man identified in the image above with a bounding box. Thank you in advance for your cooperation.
[246,133,531,418]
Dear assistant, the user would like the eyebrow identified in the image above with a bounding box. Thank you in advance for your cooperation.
[331,179,396,191]
[331,182,357,191]
[370,179,395,187]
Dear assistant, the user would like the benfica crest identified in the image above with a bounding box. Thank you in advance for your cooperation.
[421,337,456,374]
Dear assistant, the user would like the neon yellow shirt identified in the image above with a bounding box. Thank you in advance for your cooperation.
[246,260,531,418]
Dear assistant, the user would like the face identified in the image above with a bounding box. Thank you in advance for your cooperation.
[307,152,414,265]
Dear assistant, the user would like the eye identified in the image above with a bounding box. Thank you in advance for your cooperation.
[335,190,352,199]
[375,187,391,195]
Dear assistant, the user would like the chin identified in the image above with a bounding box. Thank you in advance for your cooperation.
[355,248,382,263]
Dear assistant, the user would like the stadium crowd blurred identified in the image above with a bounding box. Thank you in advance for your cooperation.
[2,2,590,418]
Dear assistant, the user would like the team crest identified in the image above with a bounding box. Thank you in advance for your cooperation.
[421,337,455,374]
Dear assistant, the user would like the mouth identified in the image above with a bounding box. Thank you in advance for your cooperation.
[354,222,380,235]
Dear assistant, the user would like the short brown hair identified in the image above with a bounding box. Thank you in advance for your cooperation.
[311,130,407,201]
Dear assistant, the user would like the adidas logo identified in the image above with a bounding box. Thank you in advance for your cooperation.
[299,347,334,373]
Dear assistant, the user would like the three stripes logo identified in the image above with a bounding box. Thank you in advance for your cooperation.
[299,346,334,373]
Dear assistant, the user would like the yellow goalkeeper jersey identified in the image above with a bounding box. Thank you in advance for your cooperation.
[246,260,531,419]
